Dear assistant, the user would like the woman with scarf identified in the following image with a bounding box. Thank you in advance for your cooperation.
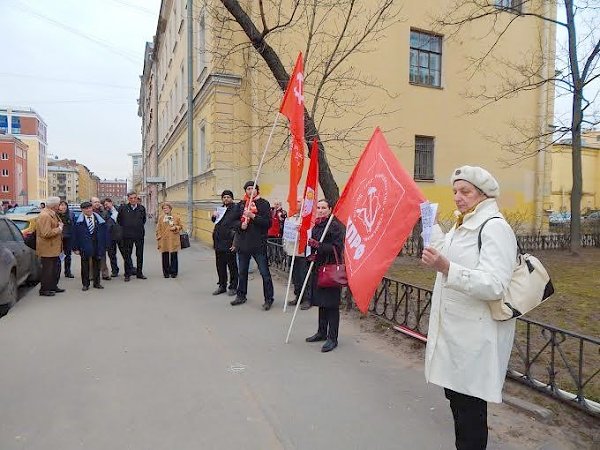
[156,202,183,278]
[230,181,274,310]
[421,166,518,450]
[57,200,75,278]
[305,199,345,353]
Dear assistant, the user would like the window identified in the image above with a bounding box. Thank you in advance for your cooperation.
[1,153,8,160]
[0,220,16,242]
[11,116,21,134]
[180,64,185,107]
[1,169,8,176]
[410,30,442,87]
[198,13,206,75]
[495,0,523,13]
[0,115,7,133]
[198,124,207,173]
[2,185,9,192]
[414,136,434,181]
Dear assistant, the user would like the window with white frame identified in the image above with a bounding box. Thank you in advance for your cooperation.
[198,124,207,173]
[495,0,523,13]
[409,30,442,87]
[2,185,9,192]
[1,169,9,176]
[1,153,8,160]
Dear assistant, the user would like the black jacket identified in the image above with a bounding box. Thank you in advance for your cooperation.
[310,216,345,308]
[117,203,146,240]
[102,207,122,242]
[233,197,271,254]
[212,203,240,252]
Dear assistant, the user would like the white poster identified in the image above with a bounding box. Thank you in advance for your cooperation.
[420,201,438,247]
[214,206,227,224]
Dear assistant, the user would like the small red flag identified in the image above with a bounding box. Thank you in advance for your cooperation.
[333,128,425,313]
[298,139,319,254]
[279,53,305,217]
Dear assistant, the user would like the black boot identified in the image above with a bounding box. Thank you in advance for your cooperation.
[305,333,327,343]
[321,339,338,352]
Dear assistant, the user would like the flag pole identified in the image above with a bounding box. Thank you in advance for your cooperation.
[247,112,280,206]
[285,213,335,343]
[283,197,306,312]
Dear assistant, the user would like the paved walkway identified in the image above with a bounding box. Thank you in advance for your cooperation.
[0,231,580,449]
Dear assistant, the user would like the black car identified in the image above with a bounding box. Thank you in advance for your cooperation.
[0,216,41,314]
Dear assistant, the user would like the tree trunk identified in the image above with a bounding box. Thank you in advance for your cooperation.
[565,0,582,253]
[220,0,340,203]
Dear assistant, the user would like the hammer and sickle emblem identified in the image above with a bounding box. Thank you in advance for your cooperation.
[293,72,304,105]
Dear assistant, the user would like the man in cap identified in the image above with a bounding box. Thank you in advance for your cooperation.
[211,189,240,296]
[72,201,109,291]
[231,181,275,310]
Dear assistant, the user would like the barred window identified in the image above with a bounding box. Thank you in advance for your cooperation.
[496,0,523,13]
[410,30,442,87]
[414,136,434,181]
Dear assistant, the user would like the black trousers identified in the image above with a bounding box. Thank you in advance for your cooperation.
[119,238,144,276]
[215,250,238,289]
[162,252,179,276]
[81,256,101,287]
[40,256,60,292]
[318,306,340,343]
[107,241,119,275]
[61,236,72,276]
[444,388,488,450]
[289,256,310,301]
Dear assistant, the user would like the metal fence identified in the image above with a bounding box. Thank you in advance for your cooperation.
[267,241,600,417]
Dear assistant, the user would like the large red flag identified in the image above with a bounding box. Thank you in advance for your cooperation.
[333,128,425,313]
[298,139,319,254]
[279,52,305,217]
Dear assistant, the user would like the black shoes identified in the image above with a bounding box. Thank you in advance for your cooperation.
[305,333,327,343]
[93,284,104,289]
[230,296,247,306]
[102,276,111,281]
[227,288,237,296]
[262,300,274,311]
[321,339,338,352]
[288,298,298,306]
[170,274,177,278]
[82,286,89,291]
[136,273,147,280]
[124,276,130,282]
[64,273,74,278]
[213,286,227,296]
[110,272,119,278]
[164,274,170,278]
[39,290,55,297]
[300,302,312,310]
[53,288,66,293]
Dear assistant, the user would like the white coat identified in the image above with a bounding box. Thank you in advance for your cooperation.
[424,198,517,403]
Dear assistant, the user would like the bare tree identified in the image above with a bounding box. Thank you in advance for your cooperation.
[436,0,600,253]
[210,0,402,202]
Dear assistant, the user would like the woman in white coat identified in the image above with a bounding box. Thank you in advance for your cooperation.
[421,166,517,450]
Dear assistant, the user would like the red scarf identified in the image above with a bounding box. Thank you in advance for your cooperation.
[241,194,260,225]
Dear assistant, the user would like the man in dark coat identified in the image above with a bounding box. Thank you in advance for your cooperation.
[102,198,121,277]
[211,189,240,296]
[117,191,147,281]
[231,181,275,310]
[73,201,109,291]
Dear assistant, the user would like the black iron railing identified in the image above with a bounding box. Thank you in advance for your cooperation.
[266,241,600,417]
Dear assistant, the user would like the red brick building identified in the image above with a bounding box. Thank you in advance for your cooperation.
[0,135,28,206]
[98,179,127,202]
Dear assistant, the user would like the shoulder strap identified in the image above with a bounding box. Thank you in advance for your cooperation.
[477,216,503,252]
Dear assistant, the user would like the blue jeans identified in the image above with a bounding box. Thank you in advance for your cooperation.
[237,251,274,302]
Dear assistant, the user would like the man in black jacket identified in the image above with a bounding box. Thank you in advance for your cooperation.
[231,181,275,310]
[211,189,239,296]
[117,191,147,281]
[103,198,121,277]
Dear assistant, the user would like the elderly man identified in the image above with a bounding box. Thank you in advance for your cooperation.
[92,196,111,280]
[73,201,109,291]
[117,191,147,282]
[36,196,64,296]
[103,198,121,277]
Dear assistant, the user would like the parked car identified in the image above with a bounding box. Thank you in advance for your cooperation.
[8,214,37,240]
[6,205,41,215]
[0,216,41,314]
[584,211,600,222]
[549,212,571,224]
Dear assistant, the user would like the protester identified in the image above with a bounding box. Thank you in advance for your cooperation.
[92,196,111,280]
[36,197,64,296]
[73,201,108,291]
[117,191,147,281]
[103,198,121,277]
[267,201,287,239]
[230,181,275,310]
[284,200,311,309]
[211,189,239,296]
[305,199,344,352]
[421,166,517,450]
[57,201,75,278]
[156,202,183,278]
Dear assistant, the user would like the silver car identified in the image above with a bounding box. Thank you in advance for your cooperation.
[0,216,41,314]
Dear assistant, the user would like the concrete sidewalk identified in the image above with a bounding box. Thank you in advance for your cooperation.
[0,233,580,449]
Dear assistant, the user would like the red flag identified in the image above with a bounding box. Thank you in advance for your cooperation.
[333,128,425,313]
[279,53,305,217]
[298,139,319,254]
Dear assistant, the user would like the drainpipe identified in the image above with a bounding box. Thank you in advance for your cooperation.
[186,0,194,235]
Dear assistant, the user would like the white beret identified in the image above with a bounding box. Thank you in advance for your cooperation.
[451,165,500,198]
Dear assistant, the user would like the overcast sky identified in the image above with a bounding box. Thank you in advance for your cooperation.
[0,0,161,180]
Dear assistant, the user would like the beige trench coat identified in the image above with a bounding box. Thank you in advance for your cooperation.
[156,213,182,253]
[36,208,63,257]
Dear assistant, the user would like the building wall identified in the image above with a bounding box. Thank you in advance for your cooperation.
[145,0,556,243]
[0,138,28,205]
[98,181,127,202]
[48,168,79,203]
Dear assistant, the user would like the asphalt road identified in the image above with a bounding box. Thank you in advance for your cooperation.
[0,234,576,450]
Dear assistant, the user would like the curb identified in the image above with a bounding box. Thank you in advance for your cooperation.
[504,394,554,422]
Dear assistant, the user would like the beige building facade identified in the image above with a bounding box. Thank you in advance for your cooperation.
[48,159,98,202]
[48,165,79,204]
[141,1,556,243]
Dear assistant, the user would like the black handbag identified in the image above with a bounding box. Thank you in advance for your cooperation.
[180,232,190,249]
[316,246,347,288]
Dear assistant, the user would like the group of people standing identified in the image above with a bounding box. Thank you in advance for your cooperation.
[36,192,149,294]
[211,181,344,352]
